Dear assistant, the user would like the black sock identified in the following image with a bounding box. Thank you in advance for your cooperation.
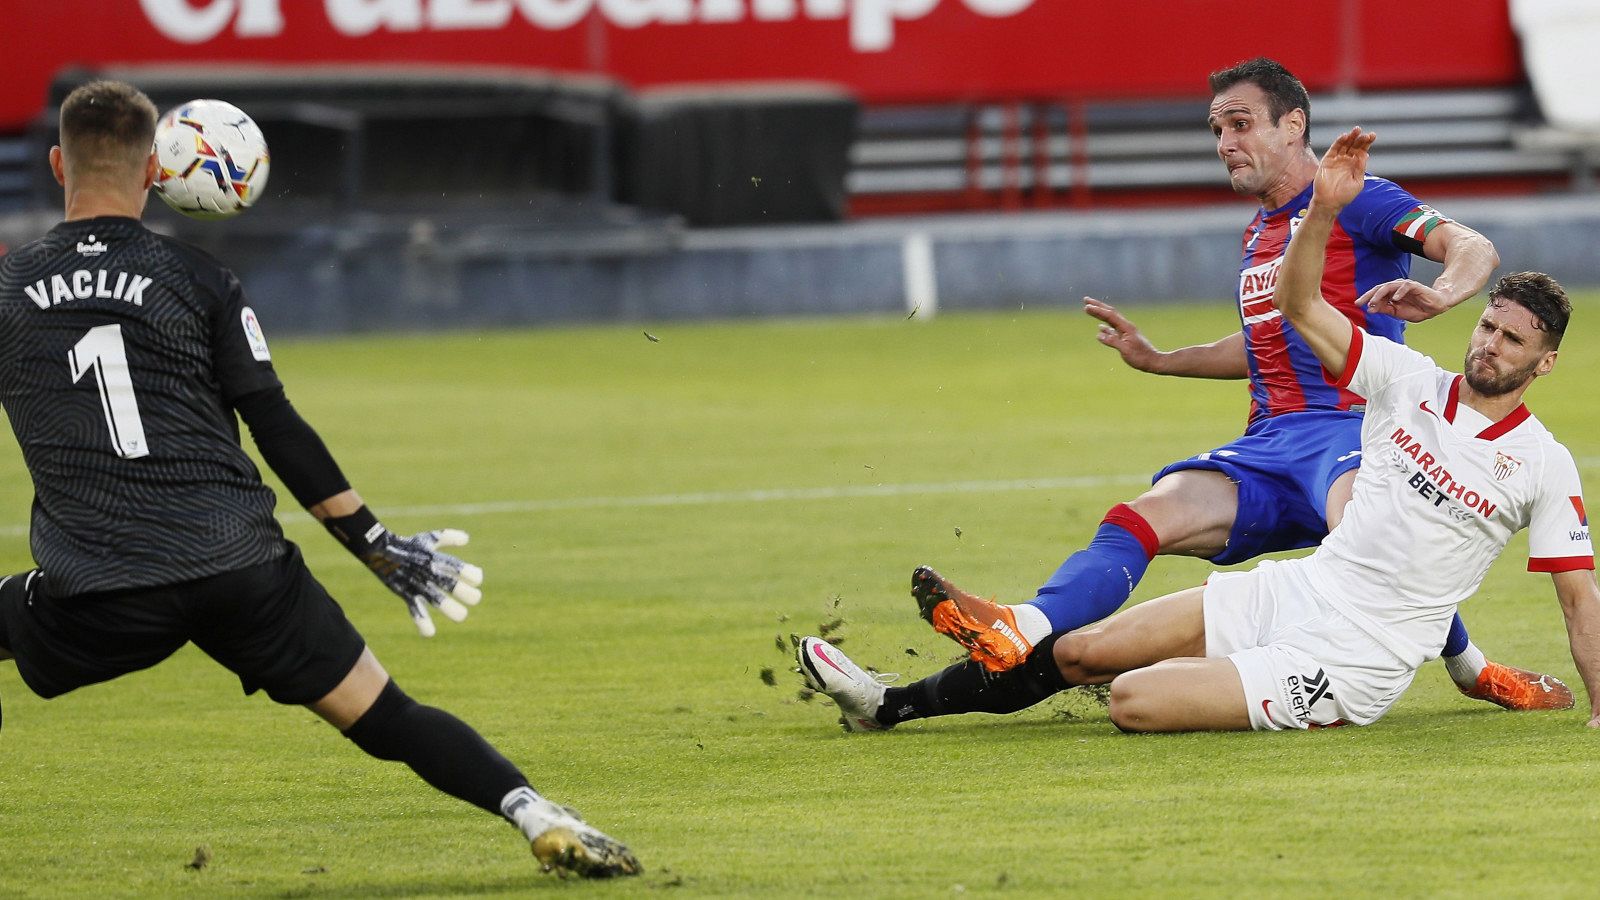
[342,679,529,815]
[878,634,1070,726]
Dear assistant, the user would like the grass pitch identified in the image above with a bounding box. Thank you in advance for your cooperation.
[2,298,1599,898]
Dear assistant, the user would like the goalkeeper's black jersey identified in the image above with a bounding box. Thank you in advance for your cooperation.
[0,216,287,596]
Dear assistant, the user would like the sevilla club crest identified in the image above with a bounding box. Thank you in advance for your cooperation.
[1493,451,1522,481]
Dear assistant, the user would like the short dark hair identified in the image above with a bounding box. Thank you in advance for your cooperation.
[1208,57,1312,146]
[1490,271,1570,348]
[59,80,158,177]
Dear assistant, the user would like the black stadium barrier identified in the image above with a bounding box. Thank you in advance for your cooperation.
[36,67,859,228]
[615,86,857,227]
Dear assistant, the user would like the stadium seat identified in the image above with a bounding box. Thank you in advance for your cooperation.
[849,86,1579,214]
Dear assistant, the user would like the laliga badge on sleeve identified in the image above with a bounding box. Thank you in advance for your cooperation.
[241,307,271,361]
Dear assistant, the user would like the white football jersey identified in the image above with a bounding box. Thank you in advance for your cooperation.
[1296,327,1593,668]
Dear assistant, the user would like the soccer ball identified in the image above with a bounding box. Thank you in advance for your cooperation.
[152,99,270,220]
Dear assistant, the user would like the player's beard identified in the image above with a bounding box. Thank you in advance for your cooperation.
[1462,350,1539,397]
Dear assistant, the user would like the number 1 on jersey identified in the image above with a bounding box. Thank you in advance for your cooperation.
[69,324,150,459]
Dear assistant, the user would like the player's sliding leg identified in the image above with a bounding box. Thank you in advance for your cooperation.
[916,471,1236,672]
[807,587,1209,729]
[1049,586,1207,683]
[310,649,640,878]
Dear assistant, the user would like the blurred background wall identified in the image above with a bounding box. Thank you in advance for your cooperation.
[4,0,1600,331]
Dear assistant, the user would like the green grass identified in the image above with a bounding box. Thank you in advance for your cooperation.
[2,298,1599,897]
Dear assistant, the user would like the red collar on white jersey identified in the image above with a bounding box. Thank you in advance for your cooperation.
[1445,374,1531,441]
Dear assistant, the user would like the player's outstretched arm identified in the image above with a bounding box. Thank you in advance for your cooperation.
[234,388,484,637]
[1274,127,1375,379]
[316,490,485,638]
[1085,297,1248,378]
[1551,569,1600,727]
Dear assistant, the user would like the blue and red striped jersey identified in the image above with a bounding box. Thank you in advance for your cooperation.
[1236,175,1449,424]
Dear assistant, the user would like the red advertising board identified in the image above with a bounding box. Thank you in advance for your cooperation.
[6,0,1522,131]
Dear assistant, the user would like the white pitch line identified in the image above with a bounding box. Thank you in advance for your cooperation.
[3,456,1600,538]
[281,472,1156,524]
[0,472,1151,538]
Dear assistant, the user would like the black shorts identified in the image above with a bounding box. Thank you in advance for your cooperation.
[0,544,366,705]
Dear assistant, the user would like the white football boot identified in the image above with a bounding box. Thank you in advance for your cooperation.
[797,636,891,732]
[502,788,641,879]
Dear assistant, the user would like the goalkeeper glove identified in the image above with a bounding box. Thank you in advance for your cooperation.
[324,507,484,637]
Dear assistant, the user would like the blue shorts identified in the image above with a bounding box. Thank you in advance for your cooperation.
[1153,410,1364,566]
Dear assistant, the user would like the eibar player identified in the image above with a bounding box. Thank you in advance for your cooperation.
[914,56,1569,711]
[801,128,1600,733]
[0,81,639,878]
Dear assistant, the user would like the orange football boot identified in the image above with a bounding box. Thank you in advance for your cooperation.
[1460,661,1575,711]
[911,566,1032,672]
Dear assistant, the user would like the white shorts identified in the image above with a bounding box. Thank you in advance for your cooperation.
[1203,559,1416,731]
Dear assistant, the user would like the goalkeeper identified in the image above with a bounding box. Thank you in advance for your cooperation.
[0,80,638,879]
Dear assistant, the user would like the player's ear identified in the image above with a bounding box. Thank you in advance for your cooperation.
[142,150,158,191]
[1283,108,1306,142]
[48,146,66,187]
[1536,349,1558,378]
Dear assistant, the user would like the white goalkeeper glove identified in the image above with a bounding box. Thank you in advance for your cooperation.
[324,509,484,637]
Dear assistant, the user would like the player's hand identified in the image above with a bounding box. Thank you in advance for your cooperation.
[1085,297,1165,373]
[1358,278,1451,322]
[323,507,486,637]
[359,528,484,637]
[1312,127,1375,212]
